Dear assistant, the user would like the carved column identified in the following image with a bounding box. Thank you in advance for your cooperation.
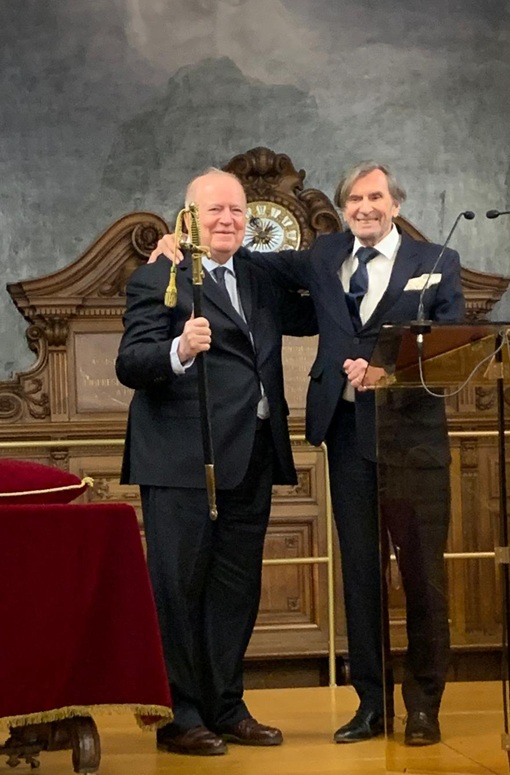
[43,317,70,421]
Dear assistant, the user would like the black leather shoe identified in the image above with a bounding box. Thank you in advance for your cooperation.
[156,724,227,755]
[218,718,283,746]
[334,708,389,743]
[405,711,441,746]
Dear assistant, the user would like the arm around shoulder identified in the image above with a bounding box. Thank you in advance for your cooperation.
[238,245,313,292]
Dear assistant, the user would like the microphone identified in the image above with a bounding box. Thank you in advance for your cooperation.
[411,210,475,353]
[486,209,510,219]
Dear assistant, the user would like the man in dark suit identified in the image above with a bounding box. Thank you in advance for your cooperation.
[116,169,316,756]
[150,162,465,745]
[240,162,465,746]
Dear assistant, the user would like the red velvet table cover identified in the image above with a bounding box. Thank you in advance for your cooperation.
[0,502,172,730]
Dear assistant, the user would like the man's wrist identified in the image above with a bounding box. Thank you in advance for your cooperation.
[170,337,194,373]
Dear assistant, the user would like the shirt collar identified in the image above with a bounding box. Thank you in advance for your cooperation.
[203,255,235,275]
[352,223,400,260]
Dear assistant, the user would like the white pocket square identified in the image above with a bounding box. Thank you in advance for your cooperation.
[403,273,442,291]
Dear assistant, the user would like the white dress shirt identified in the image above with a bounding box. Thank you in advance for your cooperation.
[340,225,401,325]
[340,225,401,401]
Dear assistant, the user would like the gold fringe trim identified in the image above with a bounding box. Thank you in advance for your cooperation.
[1,704,172,732]
[0,476,94,499]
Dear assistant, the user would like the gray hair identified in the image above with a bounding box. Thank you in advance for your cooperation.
[334,161,407,209]
[185,167,244,206]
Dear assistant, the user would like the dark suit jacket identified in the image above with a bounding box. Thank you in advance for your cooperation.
[242,229,465,461]
[116,252,317,490]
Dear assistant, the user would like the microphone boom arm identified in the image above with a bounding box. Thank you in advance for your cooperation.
[411,210,474,352]
[415,210,474,326]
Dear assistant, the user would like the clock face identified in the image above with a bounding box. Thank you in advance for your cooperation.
[244,200,301,252]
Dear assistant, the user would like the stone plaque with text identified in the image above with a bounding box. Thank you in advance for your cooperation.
[75,332,132,412]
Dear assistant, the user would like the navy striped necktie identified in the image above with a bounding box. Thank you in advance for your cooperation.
[346,246,379,320]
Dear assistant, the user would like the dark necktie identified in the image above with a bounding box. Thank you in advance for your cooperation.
[346,246,379,322]
[212,264,248,323]
[212,265,231,304]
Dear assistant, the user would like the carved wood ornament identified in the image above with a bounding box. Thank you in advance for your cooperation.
[0,212,168,433]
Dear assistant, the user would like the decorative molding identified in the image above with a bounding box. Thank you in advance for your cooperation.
[7,212,169,329]
[49,449,70,471]
[42,317,69,348]
[0,377,50,423]
[272,470,312,499]
[89,477,111,501]
[460,439,479,469]
[461,266,510,321]
[475,387,496,412]
[131,222,165,258]
[473,386,510,412]
[1,212,168,423]
[0,391,24,422]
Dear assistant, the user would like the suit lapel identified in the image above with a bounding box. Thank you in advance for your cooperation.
[233,254,254,325]
[179,255,252,339]
[323,234,357,334]
[362,233,425,330]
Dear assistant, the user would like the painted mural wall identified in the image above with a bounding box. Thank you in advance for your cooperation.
[1,0,509,378]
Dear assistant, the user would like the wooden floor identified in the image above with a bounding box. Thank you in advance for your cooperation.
[2,683,508,775]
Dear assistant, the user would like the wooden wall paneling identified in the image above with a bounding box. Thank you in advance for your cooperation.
[249,442,334,658]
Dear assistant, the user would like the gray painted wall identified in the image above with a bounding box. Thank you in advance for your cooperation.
[1,0,509,379]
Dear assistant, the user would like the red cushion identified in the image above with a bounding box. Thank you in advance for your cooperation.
[0,459,93,504]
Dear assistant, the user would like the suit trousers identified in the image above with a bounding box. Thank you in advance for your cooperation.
[140,420,274,731]
[379,464,451,714]
[327,399,451,716]
[326,399,388,713]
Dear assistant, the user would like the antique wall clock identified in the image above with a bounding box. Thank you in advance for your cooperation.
[223,147,342,252]
[244,200,301,251]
